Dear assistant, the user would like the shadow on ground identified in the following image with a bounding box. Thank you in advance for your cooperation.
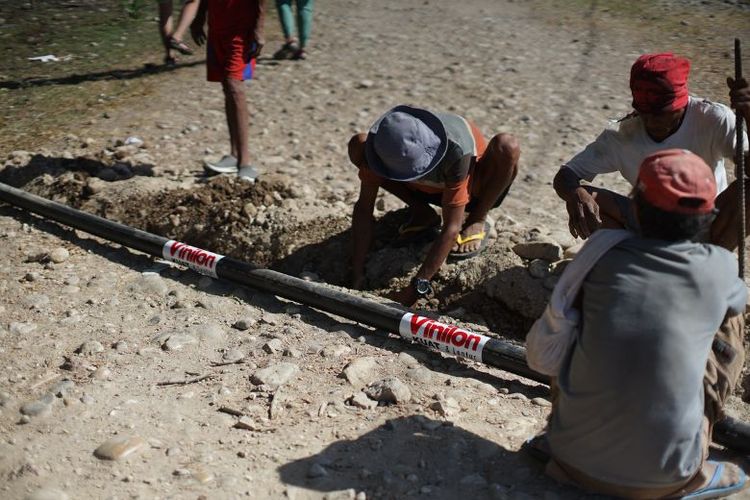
[0,60,205,90]
[277,415,573,499]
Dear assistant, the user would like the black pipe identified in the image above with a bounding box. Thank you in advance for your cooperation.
[0,181,747,452]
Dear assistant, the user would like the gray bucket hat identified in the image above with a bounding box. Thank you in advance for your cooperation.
[364,105,447,181]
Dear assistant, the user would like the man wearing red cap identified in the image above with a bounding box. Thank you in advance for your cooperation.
[529,149,748,498]
[347,105,520,306]
[553,53,748,249]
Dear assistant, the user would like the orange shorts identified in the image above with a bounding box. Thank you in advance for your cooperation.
[207,33,256,82]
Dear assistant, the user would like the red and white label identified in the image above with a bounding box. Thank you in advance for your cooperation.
[162,240,224,278]
[398,313,489,361]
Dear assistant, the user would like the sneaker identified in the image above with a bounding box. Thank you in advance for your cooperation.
[237,165,259,182]
[273,41,299,60]
[292,48,307,60]
[204,155,238,175]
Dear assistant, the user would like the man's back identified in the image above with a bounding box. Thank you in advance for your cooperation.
[547,238,745,489]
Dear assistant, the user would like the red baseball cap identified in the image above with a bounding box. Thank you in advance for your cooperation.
[630,53,691,113]
[636,149,716,214]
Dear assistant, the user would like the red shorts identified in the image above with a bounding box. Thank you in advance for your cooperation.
[207,33,256,82]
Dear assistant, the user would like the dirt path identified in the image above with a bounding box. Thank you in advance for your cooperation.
[2,1,750,499]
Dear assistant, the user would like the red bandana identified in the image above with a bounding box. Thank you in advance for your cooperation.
[630,53,690,114]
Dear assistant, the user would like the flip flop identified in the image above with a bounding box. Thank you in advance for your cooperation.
[682,461,748,499]
[449,220,491,260]
[168,37,194,56]
[393,218,441,246]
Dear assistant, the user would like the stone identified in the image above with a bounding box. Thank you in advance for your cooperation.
[113,340,129,352]
[250,362,299,389]
[189,322,225,343]
[23,293,50,311]
[129,274,169,297]
[430,396,460,417]
[25,488,70,500]
[397,352,420,368]
[20,399,51,417]
[49,380,75,397]
[342,357,378,388]
[531,397,552,407]
[321,344,352,358]
[263,338,284,354]
[232,312,261,330]
[76,340,104,355]
[307,463,328,478]
[527,259,550,279]
[348,392,378,410]
[0,391,11,406]
[48,247,70,263]
[163,334,198,351]
[93,435,147,460]
[283,347,302,358]
[222,348,245,363]
[365,377,411,404]
[234,416,261,431]
[91,367,112,380]
[9,322,37,335]
[512,241,563,262]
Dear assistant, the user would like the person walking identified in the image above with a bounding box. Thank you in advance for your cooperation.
[192,0,265,182]
[157,0,200,65]
[272,0,314,60]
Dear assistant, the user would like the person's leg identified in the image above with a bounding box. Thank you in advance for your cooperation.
[222,78,250,167]
[157,0,175,62]
[348,134,438,225]
[276,0,297,44]
[171,0,199,45]
[452,133,519,254]
[296,0,314,49]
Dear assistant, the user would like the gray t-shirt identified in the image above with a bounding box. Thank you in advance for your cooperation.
[547,238,746,489]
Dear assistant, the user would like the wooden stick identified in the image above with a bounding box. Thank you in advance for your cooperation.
[157,374,213,386]
[736,38,746,278]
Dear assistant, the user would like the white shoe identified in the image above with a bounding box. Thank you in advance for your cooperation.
[237,165,259,182]
[204,155,238,175]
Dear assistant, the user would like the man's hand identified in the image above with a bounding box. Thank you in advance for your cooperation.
[728,77,750,123]
[566,187,602,239]
[387,285,418,307]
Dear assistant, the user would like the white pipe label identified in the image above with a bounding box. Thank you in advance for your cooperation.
[398,313,489,361]
[162,240,224,278]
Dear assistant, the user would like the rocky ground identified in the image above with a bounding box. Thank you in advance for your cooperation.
[1,0,750,499]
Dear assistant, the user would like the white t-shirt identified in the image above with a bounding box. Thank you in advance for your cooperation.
[565,97,748,193]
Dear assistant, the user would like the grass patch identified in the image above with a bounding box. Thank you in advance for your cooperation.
[0,0,171,152]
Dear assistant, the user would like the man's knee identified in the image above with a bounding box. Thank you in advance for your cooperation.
[488,133,521,166]
[348,133,367,167]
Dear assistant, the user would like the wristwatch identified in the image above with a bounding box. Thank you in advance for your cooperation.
[411,277,433,297]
